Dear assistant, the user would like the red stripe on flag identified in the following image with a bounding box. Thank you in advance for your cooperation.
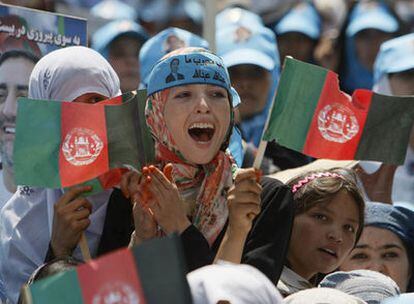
[99,95,123,105]
[59,102,109,187]
[77,248,147,303]
[98,168,129,189]
[303,72,373,160]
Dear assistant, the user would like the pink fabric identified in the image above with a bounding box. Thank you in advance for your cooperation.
[292,172,345,193]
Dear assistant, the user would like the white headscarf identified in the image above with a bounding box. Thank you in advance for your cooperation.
[28,46,120,101]
[0,46,121,303]
[283,287,367,304]
[187,262,283,304]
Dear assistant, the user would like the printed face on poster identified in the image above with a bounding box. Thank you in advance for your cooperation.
[0,4,87,193]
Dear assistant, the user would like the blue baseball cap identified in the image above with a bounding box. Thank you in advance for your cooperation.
[374,33,414,84]
[92,20,149,59]
[216,24,278,71]
[139,27,209,87]
[346,2,399,37]
[136,0,169,23]
[90,0,137,21]
[216,7,264,30]
[274,2,321,40]
[169,0,203,25]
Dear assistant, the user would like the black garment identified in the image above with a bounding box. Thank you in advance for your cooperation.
[96,188,134,255]
[242,177,294,283]
[46,178,293,284]
[265,141,311,170]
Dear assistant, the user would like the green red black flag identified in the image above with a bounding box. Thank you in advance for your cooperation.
[263,58,414,165]
[14,90,154,189]
[23,234,192,304]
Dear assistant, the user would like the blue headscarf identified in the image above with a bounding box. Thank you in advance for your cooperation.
[341,2,398,93]
[216,13,280,147]
[147,51,240,108]
[365,202,414,292]
[139,27,209,87]
[92,20,148,59]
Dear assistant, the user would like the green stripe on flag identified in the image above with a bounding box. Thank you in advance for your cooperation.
[14,98,62,188]
[106,92,143,169]
[29,269,83,303]
[355,93,414,164]
[263,58,328,151]
[132,234,192,303]
[136,89,155,167]
[106,90,154,170]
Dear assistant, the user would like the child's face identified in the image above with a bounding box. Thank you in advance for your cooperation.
[287,190,360,280]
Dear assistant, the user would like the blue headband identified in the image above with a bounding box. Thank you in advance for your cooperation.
[146,52,240,107]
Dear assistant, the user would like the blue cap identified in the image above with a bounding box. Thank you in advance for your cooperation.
[92,20,149,58]
[169,0,203,25]
[346,2,399,37]
[91,0,137,21]
[136,0,169,23]
[274,2,321,40]
[216,24,278,71]
[216,7,264,30]
[139,27,209,87]
[374,33,414,84]
[365,202,414,291]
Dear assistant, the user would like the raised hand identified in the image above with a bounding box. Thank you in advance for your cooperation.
[51,185,93,257]
[144,164,191,234]
[214,168,262,263]
[227,168,262,234]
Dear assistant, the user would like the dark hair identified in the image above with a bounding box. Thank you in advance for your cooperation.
[17,257,81,304]
[288,167,365,243]
[0,49,39,66]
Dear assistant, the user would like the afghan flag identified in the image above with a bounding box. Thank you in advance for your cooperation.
[23,234,192,304]
[14,90,155,189]
[263,58,414,165]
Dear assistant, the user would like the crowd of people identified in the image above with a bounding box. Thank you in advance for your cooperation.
[0,0,414,303]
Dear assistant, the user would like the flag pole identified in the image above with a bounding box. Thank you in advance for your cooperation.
[79,232,91,261]
[252,56,292,170]
[21,286,33,304]
[203,0,216,52]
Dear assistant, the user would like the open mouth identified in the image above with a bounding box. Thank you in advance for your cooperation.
[3,126,15,134]
[188,122,215,142]
[318,248,337,258]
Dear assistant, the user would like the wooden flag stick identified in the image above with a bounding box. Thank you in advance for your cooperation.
[79,232,91,262]
[22,285,33,304]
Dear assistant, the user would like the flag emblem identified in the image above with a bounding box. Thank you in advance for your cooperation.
[317,103,359,144]
[92,281,140,304]
[62,127,104,166]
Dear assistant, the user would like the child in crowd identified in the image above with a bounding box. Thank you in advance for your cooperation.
[277,168,365,296]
